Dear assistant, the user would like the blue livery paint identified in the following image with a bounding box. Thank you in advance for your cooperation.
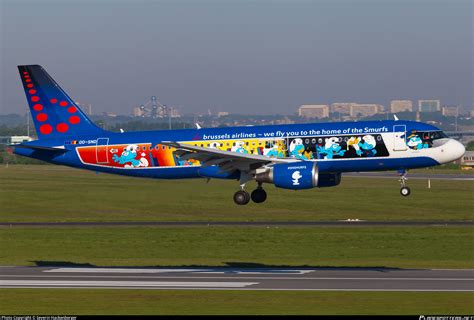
[272,162,316,189]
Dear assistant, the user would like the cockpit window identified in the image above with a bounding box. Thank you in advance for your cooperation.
[406,130,447,150]
[427,131,448,140]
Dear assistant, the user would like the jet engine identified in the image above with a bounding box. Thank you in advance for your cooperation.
[255,162,341,190]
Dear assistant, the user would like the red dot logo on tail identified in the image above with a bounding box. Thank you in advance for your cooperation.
[36,113,48,122]
[56,123,69,133]
[39,124,52,135]
[69,115,80,124]
[33,104,43,111]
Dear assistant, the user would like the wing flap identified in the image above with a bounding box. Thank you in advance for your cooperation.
[162,141,293,164]
[161,140,299,175]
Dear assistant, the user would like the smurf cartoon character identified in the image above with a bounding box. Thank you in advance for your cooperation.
[407,133,429,150]
[357,135,377,156]
[112,144,149,168]
[289,138,310,160]
[347,136,361,154]
[317,137,346,159]
[265,144,281,158]
[231,141,249,154]
[292,171,303,186]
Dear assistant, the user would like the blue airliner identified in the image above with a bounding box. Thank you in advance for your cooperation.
[13,65,465,204]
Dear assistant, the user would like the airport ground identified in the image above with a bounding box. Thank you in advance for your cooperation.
[1,290,473,315]
[1,165,473,222]
[0,165,473,314]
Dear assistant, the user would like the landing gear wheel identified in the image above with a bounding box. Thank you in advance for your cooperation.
[398,169,410,197]
[251,188,267,203]
[234,190,250,205]
[400,186,411,197]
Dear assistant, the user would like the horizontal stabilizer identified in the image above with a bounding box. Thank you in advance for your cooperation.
[12,144,68,153]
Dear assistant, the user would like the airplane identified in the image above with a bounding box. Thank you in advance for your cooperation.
[12,65,466,205]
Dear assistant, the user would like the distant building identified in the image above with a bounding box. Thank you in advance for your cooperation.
[217,112,229,118]
[0,136,33,145]
[418,100,440,112]
[390,100,413,113]
[273,117,295,125]
[349,104,384,118]
[170,107,181,118]
[442,105,459,117]
[298,104,329,119]
[133,106,144,117]
[76,102,92,115]
[454,151,474,169]
[330,102,355,115]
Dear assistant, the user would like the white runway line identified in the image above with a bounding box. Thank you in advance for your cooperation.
[44,268,205,274]
[195,270,313,275]
[0,280,258,288]
[44,268,313,275]
[4,275,473,281]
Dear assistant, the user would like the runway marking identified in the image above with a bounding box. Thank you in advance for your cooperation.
[0,285,471,292]
[45,268,206,274]
[0,280,258,288]
[44,268,313,275]
[3,275,474,281]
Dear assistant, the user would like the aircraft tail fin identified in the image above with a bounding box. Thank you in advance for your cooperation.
[18,65,105,139]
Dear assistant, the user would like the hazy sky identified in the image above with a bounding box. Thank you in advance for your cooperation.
[1,0,472,115]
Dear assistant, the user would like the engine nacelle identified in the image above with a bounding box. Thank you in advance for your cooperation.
[255,162,341,190]
[317,172,342,188]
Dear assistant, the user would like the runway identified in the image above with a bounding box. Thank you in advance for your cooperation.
[0,221,472,227]
[1,266,473,291]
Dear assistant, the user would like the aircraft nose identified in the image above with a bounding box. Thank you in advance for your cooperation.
[445,139,465,162]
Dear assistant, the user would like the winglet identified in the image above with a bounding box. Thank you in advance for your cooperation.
[393,114,399,121]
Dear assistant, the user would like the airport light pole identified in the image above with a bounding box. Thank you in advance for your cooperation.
[165,105,172,130]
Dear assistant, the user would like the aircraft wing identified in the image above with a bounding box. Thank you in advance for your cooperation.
[160,141,297,173]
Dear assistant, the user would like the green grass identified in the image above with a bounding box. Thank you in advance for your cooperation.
[411,167,474,174]
[1,289,472,315]
[0,165,473,222]
[1,226,472,268]
[1,165,472,315]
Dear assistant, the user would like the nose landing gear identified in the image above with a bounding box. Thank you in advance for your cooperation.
[398,170,411,197]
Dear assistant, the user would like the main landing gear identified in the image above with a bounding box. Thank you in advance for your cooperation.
[233,183,267,205]
[233,190,250,205]
[398,170,411,197]
[251,185,267,203]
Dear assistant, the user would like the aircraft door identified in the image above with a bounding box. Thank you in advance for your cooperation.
[393,125,407,151]
[96,138,109,163]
